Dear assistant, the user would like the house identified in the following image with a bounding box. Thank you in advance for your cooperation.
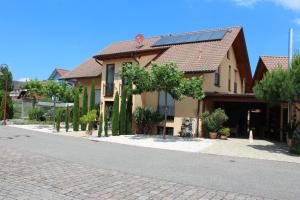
[61,58,103,106]
[10,81,26,99]
[48,68,70,81]
[93,26,253,137]
[252,56,289,141]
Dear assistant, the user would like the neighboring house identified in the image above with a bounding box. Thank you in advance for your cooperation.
[48,68,70,81]
[93,26,253,137]
[252,56,289,141]
[10,81,26,99]
[61,58,102,106]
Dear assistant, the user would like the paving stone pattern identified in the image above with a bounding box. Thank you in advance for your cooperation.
[0,147,274,200]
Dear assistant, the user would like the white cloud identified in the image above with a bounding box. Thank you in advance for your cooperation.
[230,0,300,12]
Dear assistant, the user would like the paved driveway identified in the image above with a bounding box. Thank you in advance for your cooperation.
[1,127,300,200]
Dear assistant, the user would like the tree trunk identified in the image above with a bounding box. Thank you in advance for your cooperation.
[163,91,167,139]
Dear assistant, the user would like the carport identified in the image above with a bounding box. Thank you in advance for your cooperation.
[203,93,288,142]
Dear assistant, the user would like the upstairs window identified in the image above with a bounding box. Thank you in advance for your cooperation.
[234,70,237,93]
[214,67,220,86]
[227,51,230,60]
[105,64,115,96]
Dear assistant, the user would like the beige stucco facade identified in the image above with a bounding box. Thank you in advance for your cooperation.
[97,44,244,136]
[75,77,101,108]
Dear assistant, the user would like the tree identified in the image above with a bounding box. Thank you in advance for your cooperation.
[126,86,133,134]
[73,89,80,131]
[0,65,13,92]
[22,80,44,108]
[0,65,14,120]
[80,110,97,135]
[98,112,103,137]
[90,81,95,111]
[254,54,300,112]
[119,87,127,134]
[104,107,109,137]
[66,106,70,132]
[120,63,204,139]
[0,91,13,120]
[81,87,88,131]
[55,108,64,132]
[112,91,120,135]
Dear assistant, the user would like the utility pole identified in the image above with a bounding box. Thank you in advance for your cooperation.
[288,28,293,123]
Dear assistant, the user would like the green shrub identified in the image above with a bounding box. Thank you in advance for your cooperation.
[0,92,14,120]
[55,108,64,132]
[290,130,300,155]
[134,106,162,134]
[98,112,103,137]
[201,108,228,132]
[119,87,127,135]
[80,110,97,133]
[28,108,45,121]
[104,108,109,137]
[112,92,120,136]
[126,92,133,134]
[219,127,230,137]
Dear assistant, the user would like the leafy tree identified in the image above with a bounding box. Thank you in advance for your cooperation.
[126,86,133,134]
[22,80,44,108]
[55,108,64,132]
[0,65,13,92]
[104,107,109,137]
[66,106,70,132]
[0,91,13,120]
[254,54,300,112]
[119,87,127,135]
[120,63,204,139]
[90,81,95,110]
[98,112,103,137]
[73,89,80,131]
[112,91,120,135]
[80,110,97,134]
[81,87,88,131]
[134,106,162,134]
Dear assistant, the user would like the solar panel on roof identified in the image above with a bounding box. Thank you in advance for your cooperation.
[152,30,227,47]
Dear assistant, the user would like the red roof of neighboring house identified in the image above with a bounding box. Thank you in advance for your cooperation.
[61,58,102,80]
[260,56,288,71]
[48,68,70,80]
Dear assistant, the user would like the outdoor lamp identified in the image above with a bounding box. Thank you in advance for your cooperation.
[0,64,8,127]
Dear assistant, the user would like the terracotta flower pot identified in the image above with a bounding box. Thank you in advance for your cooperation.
[209,132,218,139]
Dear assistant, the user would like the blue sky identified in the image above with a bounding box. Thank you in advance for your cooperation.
[1,0,300,80]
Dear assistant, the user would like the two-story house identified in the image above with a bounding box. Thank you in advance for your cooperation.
[93,26,252,136]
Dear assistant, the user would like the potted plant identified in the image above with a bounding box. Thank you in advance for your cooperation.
[201,108,228,139]
[219,127,230,140]
[80,110,97,135]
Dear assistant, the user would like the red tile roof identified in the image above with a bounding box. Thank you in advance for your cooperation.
[260,56,288,71]
[95,27,243,73]
[56,68,70,77]
[61,58,102,79]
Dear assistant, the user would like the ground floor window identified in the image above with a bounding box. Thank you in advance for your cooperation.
[157,126,174,136]
[95,89,101,104]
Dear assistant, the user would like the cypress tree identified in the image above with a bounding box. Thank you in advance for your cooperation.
[111,91,120,136]
[65,106,69,132]
[119,87,127,135]
[104,108,109,137]
[73,89,80,131]
[81,86,88,131]
[98,112,103,137]
[126,93,132,134]
[126,82,133,134]
[90,81,95,111]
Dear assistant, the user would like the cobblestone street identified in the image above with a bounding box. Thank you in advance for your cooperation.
[0,147,273,200]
